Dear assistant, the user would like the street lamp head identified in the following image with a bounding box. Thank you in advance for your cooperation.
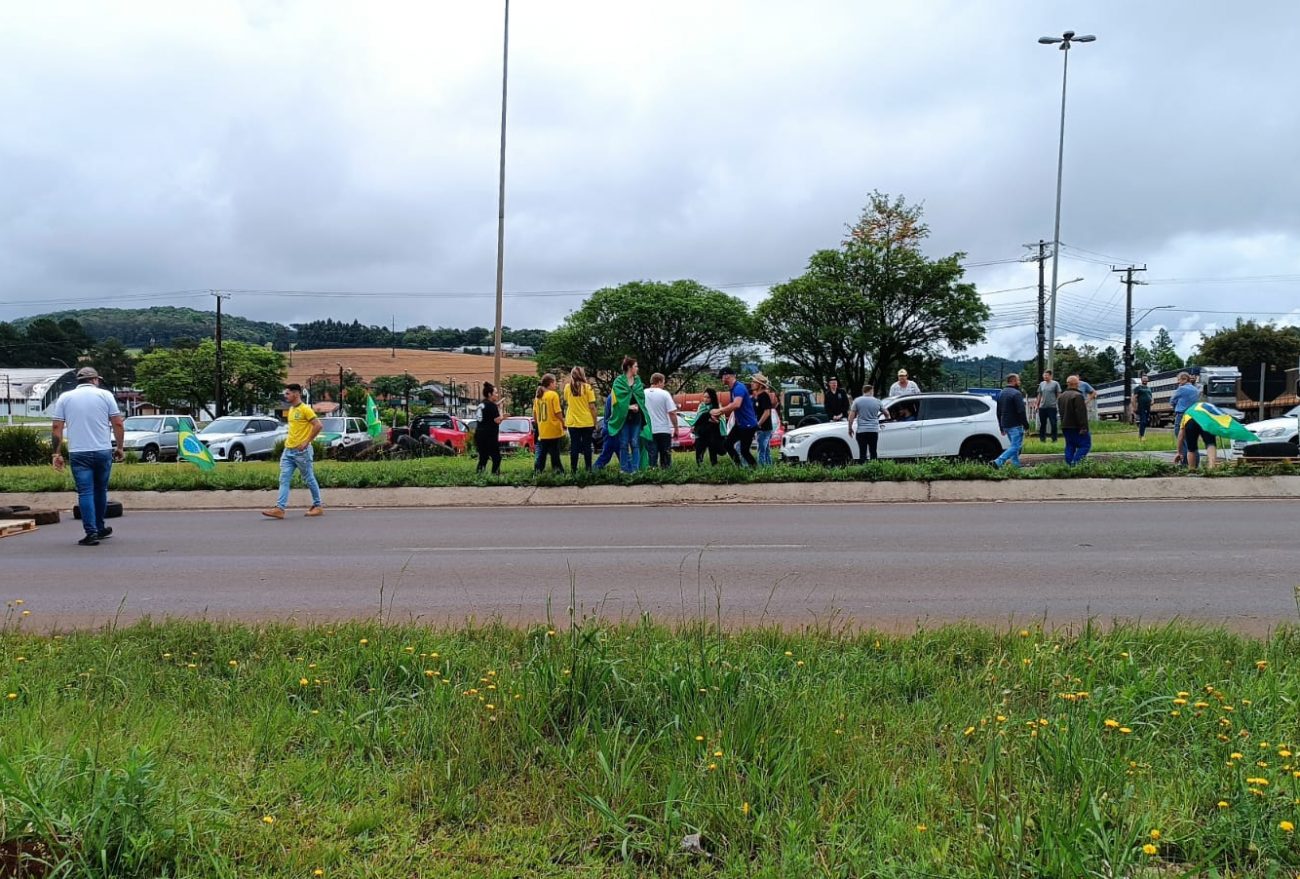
[1038,36,1064,44]
[1062,30,1075,39]
[1074,34,1097,42]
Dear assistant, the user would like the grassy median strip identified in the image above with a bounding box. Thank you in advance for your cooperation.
[2,613,1300,877]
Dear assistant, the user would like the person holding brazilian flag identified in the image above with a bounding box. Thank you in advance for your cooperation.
[1178,401,1256,471]
[595,356,653,473]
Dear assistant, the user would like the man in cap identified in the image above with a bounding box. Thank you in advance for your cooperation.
[50,367,125,546]
[751,373,777,466]
[823,377,850,422]
[888,369,921,398]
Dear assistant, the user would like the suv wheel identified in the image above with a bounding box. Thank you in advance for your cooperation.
[959,436,1002,463]
[809,439,851,467]
[228,445,246,463]
[141,444,159,463]
[797,415,827,428]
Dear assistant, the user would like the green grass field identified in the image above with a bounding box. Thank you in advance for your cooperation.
[1022,421,1177,456]
[3,605,1300,877]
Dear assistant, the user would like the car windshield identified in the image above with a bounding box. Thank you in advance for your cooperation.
[199,417,248,434]
[500,418,531,433]
[1207,380,1236,396]
[1285,406,1300,418]
[123,417,162,431]
[318,418,345,433]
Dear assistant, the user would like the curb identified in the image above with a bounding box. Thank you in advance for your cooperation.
[3,476,1298,511]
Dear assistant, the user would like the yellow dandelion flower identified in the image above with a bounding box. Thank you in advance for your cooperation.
[1255,660,1268,670]
[742,802,750,816]
[1119,727,1133,735]
[1170,710,1181,717]
[1149,829,1161,841]
[298,678,309,686]
[916,824,928,833]
[1281,821,1295,833]
[313,871,324,877]
[1176,691,1189,698]
[695,735,705,742]
[424,670,435,677]
[1120,652,1129,659]
[1142,843,1157,856]
[359,639,368,646]
[1104,719,1120,729]
[261,815,275,825]
[963,726,976,737]
[1172,698,1187,706]
[995,715,1007,723]
[13,600,22,605]
[20,610,30,617]
[162,653,172,659]
[485,704,495,710]
[1018,629,1030,637]
[1217,800,1229,809]
[1231,752,1243,760]
[707,763,717,771]
[228,660,238,667]
[1280,750,1293,758]
[5,693,16,701]
[784,650,793,656]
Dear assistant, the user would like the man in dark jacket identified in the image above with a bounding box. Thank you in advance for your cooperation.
[824,378,851,422]
[992,373,1029,468]
[1059,375,1091,466]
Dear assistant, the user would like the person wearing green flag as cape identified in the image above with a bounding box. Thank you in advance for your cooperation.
[604,356,649,473]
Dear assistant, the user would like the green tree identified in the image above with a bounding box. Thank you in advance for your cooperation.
[86,338,136,389]
[1149,327,1184,371]
[1130,340,1153,374]
[1193,319,1300,371]
[136,340,284,415]
[498,373,540,416]
[370,374,420,402]
[538,280,752,393]
[757,192,988,394]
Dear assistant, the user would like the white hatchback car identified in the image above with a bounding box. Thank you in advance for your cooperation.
[780,393,1008,465]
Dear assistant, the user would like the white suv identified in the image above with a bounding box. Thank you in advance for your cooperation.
[780,393,1008,465]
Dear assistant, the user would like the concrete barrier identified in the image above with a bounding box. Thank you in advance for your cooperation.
[3,475,1298,511]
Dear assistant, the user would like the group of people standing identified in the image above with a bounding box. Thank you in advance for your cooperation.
[991,371,1094,469]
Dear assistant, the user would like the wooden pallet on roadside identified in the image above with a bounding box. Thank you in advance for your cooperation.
[0,519,37,538]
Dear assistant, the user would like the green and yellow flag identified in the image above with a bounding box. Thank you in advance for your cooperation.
[365,394,384,439]
[1182,402,1256,443]
[177,431,216,471]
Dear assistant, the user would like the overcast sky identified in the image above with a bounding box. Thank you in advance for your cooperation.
[2,1,1298,359]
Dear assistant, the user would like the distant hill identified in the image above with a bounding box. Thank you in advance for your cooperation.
[11,307,293,348]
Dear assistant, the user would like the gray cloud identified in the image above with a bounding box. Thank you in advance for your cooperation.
[1,0,1297,359]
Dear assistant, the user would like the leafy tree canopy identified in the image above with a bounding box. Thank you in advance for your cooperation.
[1192,319,1300,371]
[135,340,285,415]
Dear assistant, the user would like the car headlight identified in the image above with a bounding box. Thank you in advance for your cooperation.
[1257,427,1288,439]
[785,434,810,446]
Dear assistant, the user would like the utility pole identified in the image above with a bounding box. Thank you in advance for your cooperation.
[391,315,396,359]
[491,0,511,388]
[1114,265,1147,423]
[1035,240,1048,379]
[212,291,230,418]
[337,363,346,417]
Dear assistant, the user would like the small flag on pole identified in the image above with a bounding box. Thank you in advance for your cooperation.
[177,431,216,471]
[365,394,384,439]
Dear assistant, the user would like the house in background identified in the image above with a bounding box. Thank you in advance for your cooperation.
[0,368,78,417]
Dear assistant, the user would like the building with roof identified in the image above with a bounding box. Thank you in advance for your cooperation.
[0,368,77,417]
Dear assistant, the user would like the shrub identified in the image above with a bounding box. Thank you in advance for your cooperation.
[270,439,327,459]
[0,426,51,466]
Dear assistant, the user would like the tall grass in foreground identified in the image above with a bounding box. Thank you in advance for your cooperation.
[2,606,1300,877]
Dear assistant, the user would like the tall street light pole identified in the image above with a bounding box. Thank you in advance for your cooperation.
[491,0,511,388]
[1038,30,1096,374]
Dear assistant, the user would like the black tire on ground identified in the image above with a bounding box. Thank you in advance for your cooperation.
[1243,441,1300,458]
[229,445,246,462]
[808,439,852,467]
[73,501,124,521]
[4,504,30,513]
[140,445,159,463]
[959,436,1003,463]
[29,509,60,526]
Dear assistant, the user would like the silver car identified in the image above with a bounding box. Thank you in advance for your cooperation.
[121,414,199,462]
[197,416,287,462]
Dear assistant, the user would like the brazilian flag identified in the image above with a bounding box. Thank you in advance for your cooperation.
[1182,402,1257,443]
[365,394,384,439]
[177,431,216,471]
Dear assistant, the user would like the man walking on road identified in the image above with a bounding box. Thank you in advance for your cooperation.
[264,383,323,519]
[993,374,1029,469]
[888,369,921,398]
[50,367,125,546]
[847,383,883,464]
[713,368,758,467]
[1036,370,1061,443]
[823,377,850,422]
[644,372,679,469]
[1132,374,1153,441]
[1059,376,1091,466]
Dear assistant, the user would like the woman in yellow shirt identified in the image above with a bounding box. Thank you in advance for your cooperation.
[532,373,566,473]
[563,366,598,471]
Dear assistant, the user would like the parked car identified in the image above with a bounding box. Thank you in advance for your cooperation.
[121,414,199,462]
[316,417,370,451]
[388,413,469,452]
[497,416,536,453]
[780,393,1007,465]
[197,416,286,462]
[1226,404,1300,459]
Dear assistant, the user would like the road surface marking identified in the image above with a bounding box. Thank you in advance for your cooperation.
[390,544,809,552]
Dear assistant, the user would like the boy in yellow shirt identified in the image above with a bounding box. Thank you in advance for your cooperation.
[263,383,324,518]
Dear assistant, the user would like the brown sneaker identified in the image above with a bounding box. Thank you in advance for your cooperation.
[261,508,285,519]
[305,506,323,517]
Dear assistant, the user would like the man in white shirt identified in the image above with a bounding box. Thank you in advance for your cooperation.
[643,372,679,469]
[50,367,125,546]
[888,369,921,398]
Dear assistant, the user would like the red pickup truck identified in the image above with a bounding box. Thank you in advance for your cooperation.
[388,414,469,453]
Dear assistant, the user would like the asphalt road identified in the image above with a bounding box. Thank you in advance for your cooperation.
[4,500,1297,632]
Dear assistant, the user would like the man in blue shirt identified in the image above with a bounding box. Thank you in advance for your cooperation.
[712,368,759,467]
[1168,371,1200,465]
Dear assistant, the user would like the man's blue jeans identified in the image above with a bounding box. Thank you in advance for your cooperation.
[756,429,773,466]
[994,426,1024,468]
[70,449,113,536]
[618,423,641,473]
[1063,428,1092,465]
[277,447,322,509]
[1137,408,1150,438]
[594,429,621,469]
